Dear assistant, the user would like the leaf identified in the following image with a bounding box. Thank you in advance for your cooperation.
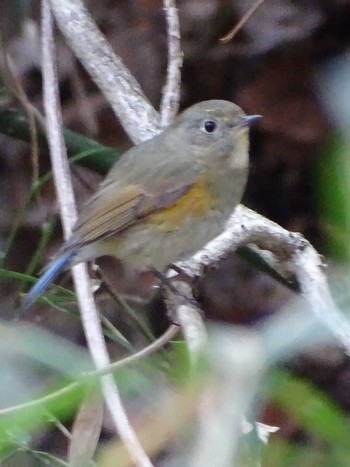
[68,392,103,467]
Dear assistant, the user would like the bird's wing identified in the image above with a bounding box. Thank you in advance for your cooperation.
[70,177,196,247]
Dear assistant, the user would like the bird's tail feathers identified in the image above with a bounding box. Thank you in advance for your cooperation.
[21,251,76,310]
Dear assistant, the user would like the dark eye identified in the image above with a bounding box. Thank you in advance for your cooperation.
[203,120,217,133]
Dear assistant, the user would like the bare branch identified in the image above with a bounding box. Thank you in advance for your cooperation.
[41,3,152,465]
[48,0,161,143]
[160,0,183,126]
[219,0,264,43]
[41,2,77,237]
[179,205,350,354]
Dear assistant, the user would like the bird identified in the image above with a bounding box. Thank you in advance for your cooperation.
[22,100,261,309]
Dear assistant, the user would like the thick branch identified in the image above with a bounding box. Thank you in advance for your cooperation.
[179,205,350,354]
[48,0,161,143]
[164,281,207,362]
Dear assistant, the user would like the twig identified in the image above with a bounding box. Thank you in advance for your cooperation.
[92,324,179,377]
[160,0,183,126]
[219,0,264,43]
[41,3,152,466]
[70,59,99,135]
[46,412,72,440]
[48,0,160,143]
[41,3,77,235]
[95,267,156,343]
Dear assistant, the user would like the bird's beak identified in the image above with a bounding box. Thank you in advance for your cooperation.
[239,115,262,127]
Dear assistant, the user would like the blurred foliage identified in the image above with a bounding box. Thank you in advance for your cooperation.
[318,134,350,262]
[264,370,350,466]
[0,109,120,174]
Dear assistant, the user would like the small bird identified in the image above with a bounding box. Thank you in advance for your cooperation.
[22,100,261,309]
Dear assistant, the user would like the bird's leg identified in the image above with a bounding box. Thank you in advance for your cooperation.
[152,268,202,324]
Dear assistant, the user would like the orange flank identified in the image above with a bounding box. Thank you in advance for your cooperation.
[149,176,212,231]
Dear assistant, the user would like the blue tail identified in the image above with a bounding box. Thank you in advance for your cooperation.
[21,252,76,310]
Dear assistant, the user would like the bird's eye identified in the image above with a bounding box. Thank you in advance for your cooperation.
[203,120,217,133]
